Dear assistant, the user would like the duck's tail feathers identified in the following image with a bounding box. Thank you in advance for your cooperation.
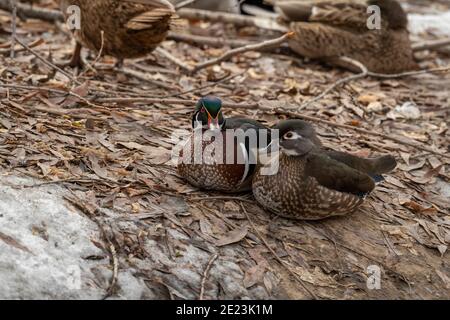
[372,155,397,174]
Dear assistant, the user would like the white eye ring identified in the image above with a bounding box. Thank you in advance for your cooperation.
[283,131,301,140]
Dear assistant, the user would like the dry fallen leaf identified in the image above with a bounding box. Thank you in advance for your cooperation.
[216,227,248,247]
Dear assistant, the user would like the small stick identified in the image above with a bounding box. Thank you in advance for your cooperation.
[120,67,178,91]
[155,47,193,73]
[93,96,258,109]
[0,0,64,22]
[178,7,287,31]
[103,242,119,299]
[0,38,44,54]
[199,253,218,300]
[168,32,254,48]
[192,32,294,73]
[412,38,450,52]
[240,203,318,300]
[298,57,368,110]
[77,30,105,78]
[13,36,80,84]
[0,82,103,109]
[9,0,17,59]
[298,58,449,110]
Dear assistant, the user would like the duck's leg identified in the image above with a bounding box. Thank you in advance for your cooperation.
[114,58,124,69]
[57,42,84,69]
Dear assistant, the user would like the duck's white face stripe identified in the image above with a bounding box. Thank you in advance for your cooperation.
[283,131,303,140]
[281,148,302,156]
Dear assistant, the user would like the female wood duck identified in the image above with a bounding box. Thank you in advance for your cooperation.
[59,0,178,67]
[177,96,268,192]
[274,0,418,73]
[252,120,397,220]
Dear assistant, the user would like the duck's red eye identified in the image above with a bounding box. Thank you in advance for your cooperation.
[200,108,206,113]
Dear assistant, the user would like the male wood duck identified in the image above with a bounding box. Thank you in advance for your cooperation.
[177,96,268,192]
[252,120,397,220]
[273,0,418,73]
[59,0,178,67]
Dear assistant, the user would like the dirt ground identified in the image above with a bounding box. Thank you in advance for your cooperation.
[0,0,448,299]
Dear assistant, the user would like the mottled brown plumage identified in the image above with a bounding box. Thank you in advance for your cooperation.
[59,0,176,65]
[252,120,397,220]
[275,0,418,73]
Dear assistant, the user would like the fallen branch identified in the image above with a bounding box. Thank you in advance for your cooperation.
[168,32,255,48]
[199,253,218,300]
[104,242,119,299]
[297,58,450,110]
[14,36,80,84]
[192,32,294,73]
[9,0,17,58]
[120,67,178,91]
[412,38,450,52]
[0,0,64,22]
[155,47,193,73]
[178,7,287,32]
[298,57,368,110]
[94,96,258,109]
[0,38,44,55]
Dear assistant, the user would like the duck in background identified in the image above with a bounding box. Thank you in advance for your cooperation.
[59,0,179,67]
[169,0,241,13]
[177,96,269,192]
[248,0,418,73]
[252,120,397,220]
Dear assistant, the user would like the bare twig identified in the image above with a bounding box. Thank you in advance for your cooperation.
[192,32,294,73]
[155,47,193,73]
[119,67,178,91]
[298,59,449,110]
[0,38,44,54]
[199,253,218,300]
[367,66,450,79]
[13,36,80,84]
[78,30,105,78]
[168,32,254,48]
[178,8,287,31]
[103,242,119,299]
[298,57,368,110]
[0,0,64,22]
[9,0,17,59]
[0,82,104,109]
[93,96,258,109]
[412,38,450,52]
[240,203,319,300]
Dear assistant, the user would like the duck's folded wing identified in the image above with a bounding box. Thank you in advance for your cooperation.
[125,0,175,31]
[324,149,397,175]
[305,152,375,195]
[276,0,369,29]
[126,9,175,31]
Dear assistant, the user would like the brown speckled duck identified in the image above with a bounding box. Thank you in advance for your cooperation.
[177,96,269,192]
[252,120,397,220]
[59,0,177,67]
[274,0,418,73]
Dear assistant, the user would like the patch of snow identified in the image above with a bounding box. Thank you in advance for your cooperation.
[408,12,450,37]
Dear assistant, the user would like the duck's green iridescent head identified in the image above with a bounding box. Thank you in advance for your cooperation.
[192,96,225,130]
